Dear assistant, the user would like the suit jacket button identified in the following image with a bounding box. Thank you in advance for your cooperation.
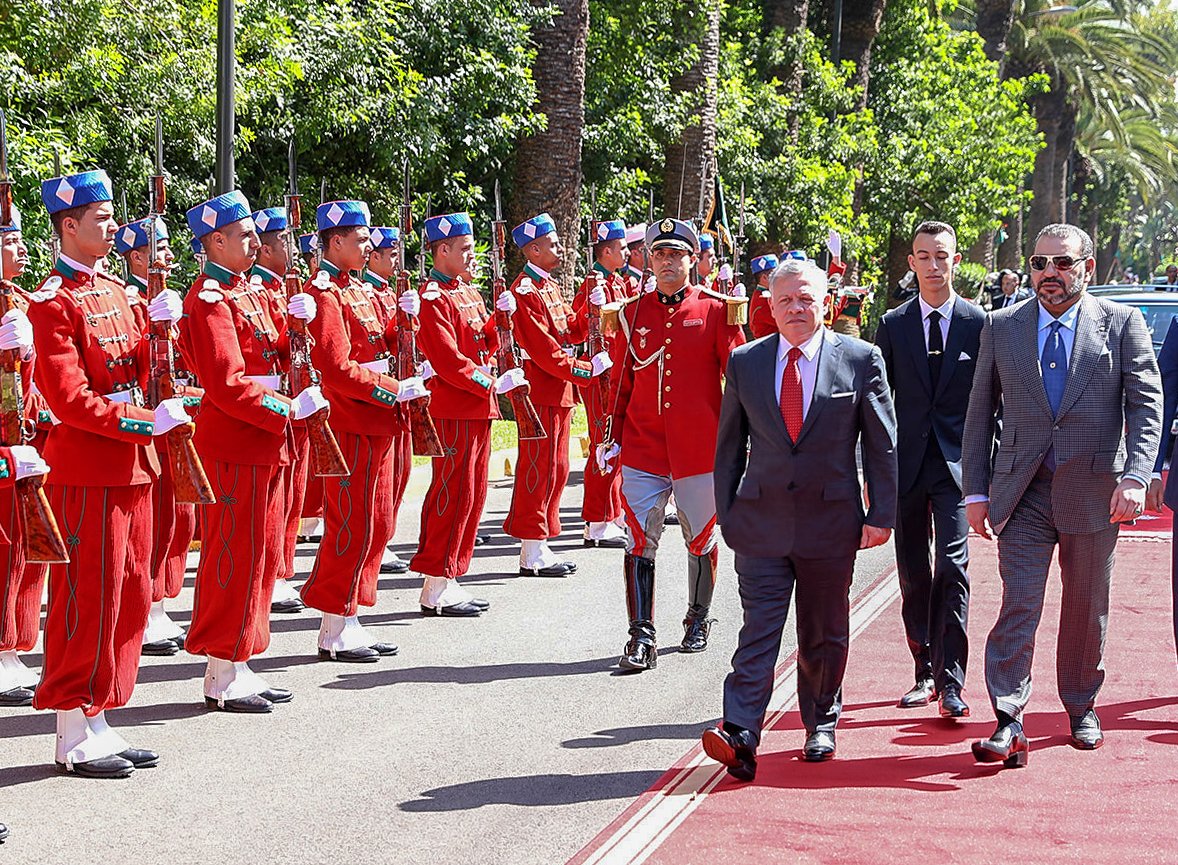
[1053,424,1060,431]
[787,482,796,490]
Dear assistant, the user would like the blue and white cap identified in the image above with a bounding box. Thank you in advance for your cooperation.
[699,233,715,251]
[369,226,400,249]
[186,191,252,240]
[593,219,626,243]
[750,254,779,276]
[423,213,473,243]
[512,212,556,248]
[115,218,169,255]
[41,170,113,214]
[316,200,371,231]
[785,249,808,261]
[252,207,288,234]
[190,237,203,256]
[625,223,647,246]
[299,233,319,255]
[0,203,20,233]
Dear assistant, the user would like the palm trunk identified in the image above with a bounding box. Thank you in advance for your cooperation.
[968,233,994,272]
[974,0,1017,67]
[997,193,1024,271]
[510,0,589,296]
[1028,78,1067,237]
[762,0,810,142]
[840,0,888,110]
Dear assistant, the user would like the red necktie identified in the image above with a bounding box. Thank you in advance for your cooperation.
[780,346,803,441]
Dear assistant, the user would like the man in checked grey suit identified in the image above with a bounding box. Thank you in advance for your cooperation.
[701,259,897,779]
[962,223,1162,768]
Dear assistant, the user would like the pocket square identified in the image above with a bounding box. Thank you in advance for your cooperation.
[958,352,971,361]
[831,391,855,398]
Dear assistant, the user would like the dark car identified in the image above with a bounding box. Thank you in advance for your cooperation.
[1106,292,1178,354]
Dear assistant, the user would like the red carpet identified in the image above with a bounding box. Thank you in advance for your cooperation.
[572,529,1178,865]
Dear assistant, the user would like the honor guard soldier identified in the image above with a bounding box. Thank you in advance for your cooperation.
[410,212,511,615]
[0,203,52,705]
[600,218,745,671]
[181,190,325,713]
[698,233,716,288]
[746,254,781,340]
[295,232,326,541]
[31,169,190,777]
[623,224,647,294]
[296,200,426,660]
[505,212,611,575]
[363,226,413,576]
[114,217,195,655]
[249,206,308,614]
[573,217,630,547]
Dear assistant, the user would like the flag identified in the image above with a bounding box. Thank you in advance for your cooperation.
[702,172,733,257]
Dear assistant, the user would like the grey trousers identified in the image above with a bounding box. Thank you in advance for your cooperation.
[620,467,719,559]
[987,473,1118,722]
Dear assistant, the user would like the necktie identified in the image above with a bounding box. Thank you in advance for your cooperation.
[927,310,944,386]
[780,346,803,441]
[1041,320,1067,471]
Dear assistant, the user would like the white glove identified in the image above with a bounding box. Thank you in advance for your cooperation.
[416,359,435,381]
[495,291,517,314]
[9,445,49,480]
[495,367,529,394]
[396,376,429,403]
[588,284,608,308]
[152,398,190,436]
[287,292,318,322]
[477,363,494,377]
[642,277,656,294]
[731,282,747,299]
[399,290,421,317]
[147,288,183,325]
[596,442,620,473]
[718,264,733,282]
[291,386,329,420]
[590,350,613,377]
[0,309,33,355]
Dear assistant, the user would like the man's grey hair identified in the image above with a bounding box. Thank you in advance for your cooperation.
[767,258,830,295]
[1034,223,1094,258]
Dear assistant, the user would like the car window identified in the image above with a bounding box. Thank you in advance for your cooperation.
[1131,303,1178,346]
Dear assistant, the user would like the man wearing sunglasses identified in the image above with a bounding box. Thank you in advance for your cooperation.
[962,223,1162,768]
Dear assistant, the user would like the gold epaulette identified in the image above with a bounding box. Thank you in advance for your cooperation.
[698,286,733,303]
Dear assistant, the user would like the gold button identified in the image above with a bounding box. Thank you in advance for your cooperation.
[665,338,671,345]
[666,322,673,328]
[664,386,671,392]
[665,370,672,375]
[664,402,671,408]
[665,353,672,359]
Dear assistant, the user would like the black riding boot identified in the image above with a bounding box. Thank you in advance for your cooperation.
[681,547,717,653]
[619,553,657,671]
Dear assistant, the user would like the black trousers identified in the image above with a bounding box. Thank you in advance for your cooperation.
[894,442,970,690]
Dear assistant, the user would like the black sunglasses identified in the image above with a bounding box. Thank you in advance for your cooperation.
[1028,254,1089,272]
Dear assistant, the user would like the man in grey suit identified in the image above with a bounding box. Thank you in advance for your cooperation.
[702,259,897,779]
[963,223,1162,768]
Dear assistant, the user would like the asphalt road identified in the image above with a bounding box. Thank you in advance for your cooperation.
[0,458,896,865]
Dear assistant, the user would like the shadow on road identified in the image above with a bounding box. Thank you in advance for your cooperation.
[399,768,664,811]
[561,720,720,749]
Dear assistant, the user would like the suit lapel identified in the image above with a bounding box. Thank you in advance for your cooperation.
[757,336,791,440]
[933,297,971,400]
[1058,293,1111,419]
[1012,299,1054,418]
[902,301,933,396]
[796,330,842,445]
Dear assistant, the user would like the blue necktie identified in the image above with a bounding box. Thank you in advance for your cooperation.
[1041,320,1067,470]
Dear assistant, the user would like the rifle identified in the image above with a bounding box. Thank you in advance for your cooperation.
[285,141,349,476]
[491,179,545,440]
[0,109,68,563]
[583,186,610,410]
[397,160,443,456]
[733,182,746,291]
[49,151,61,263]
[144,117,214,505]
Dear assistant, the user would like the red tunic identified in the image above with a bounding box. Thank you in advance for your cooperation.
[508,264,592,408]
[749,289,776,339]
[609,285,745,479]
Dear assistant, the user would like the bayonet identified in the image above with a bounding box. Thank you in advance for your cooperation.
[676,142,687,219]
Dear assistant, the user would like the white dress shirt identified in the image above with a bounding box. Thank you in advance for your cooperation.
[1035,299,1079,368]
[58,252,96,276]
[918,291,955,349]
[775,328,825,420]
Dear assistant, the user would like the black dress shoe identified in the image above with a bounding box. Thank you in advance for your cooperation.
[56,754,135,778]
[618,637,657,671]
[317,646,381,663]
[518,563,575,577]
[141,638,180,657]
[170,633,186,652]
[802,730,836,762]
[117,748,159,768]
[380,559,410,574]
[0,822,8,841]
[701,725,758,781]
[1069,710,1104,750]
[474,534,491,546]
[898,677,936,708]
[680,617,715,653]
[259,687,294,704]
[562,561,578,573]
[470,597,490,610]
[419,601,482,617]
[0,686,34,707]
[971,720,1029,767]
[938,685,970,718]
[583,536,627,548]
[664,511,679,525]
[270,598,305,614]
[205,694,274,713]
[370,642,399,656]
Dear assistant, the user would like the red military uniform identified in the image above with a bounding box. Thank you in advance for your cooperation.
[28,257,160,715]
[572,263,629,526]
[363,268,413,555]
[123,274,150,335]
[298,259,406,617]
[411,269,500,579]
[181,260,294,663]
[503,263,593,541]
[748,289,775,339]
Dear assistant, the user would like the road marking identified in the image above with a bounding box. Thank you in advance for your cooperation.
[577,565,901,865]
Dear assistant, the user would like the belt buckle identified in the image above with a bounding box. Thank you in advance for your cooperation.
[130,386,145,408]
[278,373,291,397]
